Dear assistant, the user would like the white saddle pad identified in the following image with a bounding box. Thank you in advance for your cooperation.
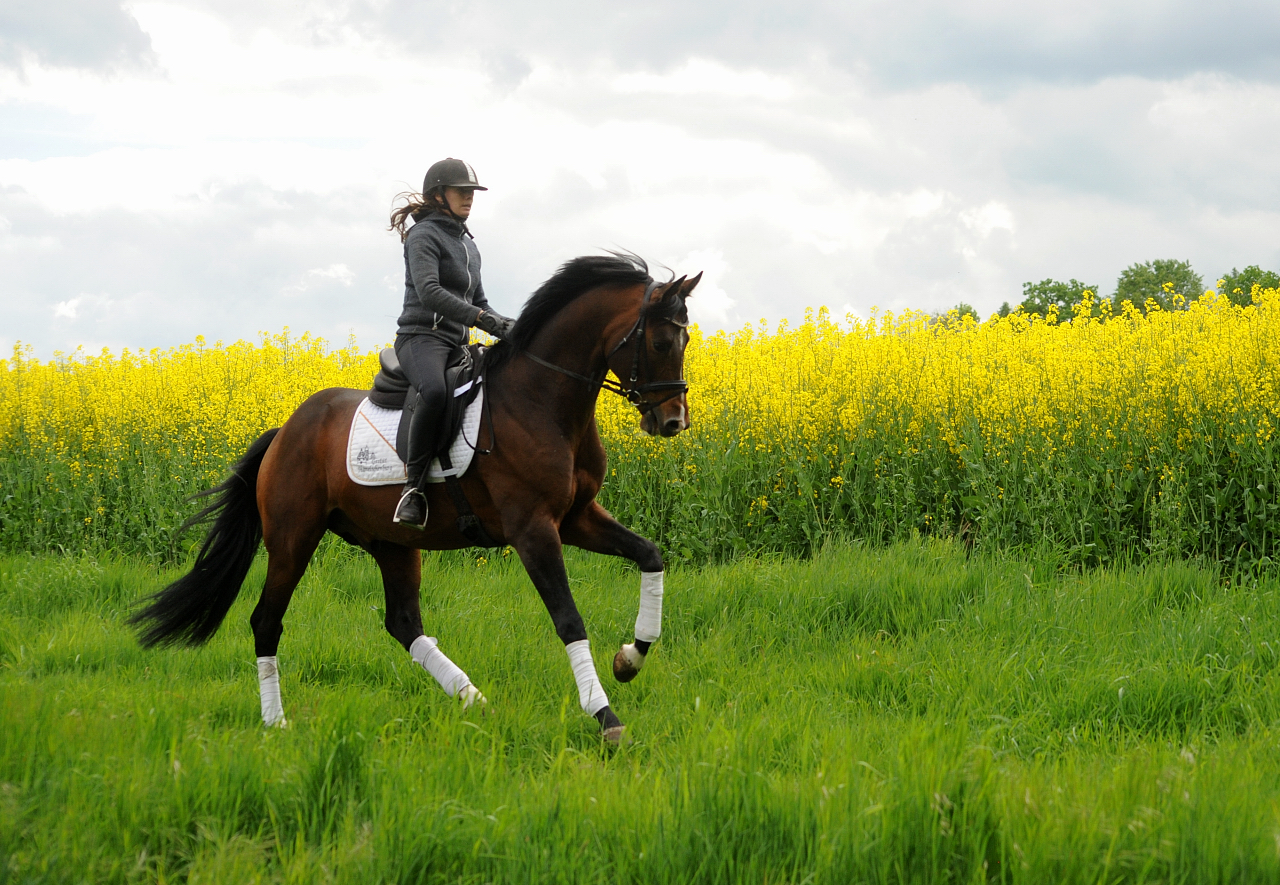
[346,390,485,487]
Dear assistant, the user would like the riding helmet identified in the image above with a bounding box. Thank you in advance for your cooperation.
[423,158,487,193]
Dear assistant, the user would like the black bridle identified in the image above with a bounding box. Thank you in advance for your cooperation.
[520,279,689,413]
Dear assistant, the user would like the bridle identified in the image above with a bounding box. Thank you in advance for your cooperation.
[520,279,689,414]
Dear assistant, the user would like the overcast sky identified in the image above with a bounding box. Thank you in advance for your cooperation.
[3,0,1279,356]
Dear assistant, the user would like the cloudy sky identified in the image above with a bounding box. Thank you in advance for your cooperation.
[3,1,1279,357]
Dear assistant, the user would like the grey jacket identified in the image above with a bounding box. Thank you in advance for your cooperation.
[397,213,491,345]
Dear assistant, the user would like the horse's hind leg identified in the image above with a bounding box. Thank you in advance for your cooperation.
[371,542,484,707]
[249,519,326,727]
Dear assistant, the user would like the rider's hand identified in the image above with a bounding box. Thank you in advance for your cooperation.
[475,309,516,340]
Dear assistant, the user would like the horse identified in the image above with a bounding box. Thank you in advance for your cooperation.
[131,254,700,742]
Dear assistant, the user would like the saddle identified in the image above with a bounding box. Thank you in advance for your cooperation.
[368,345,499,548]
[368,345,486,463]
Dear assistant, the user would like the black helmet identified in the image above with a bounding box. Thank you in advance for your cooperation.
[423,158,487,193]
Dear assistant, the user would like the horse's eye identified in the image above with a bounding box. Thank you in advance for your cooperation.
[653,339,672,353]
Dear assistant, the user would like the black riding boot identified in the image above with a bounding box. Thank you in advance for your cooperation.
[393,483,428,529]
[393,390,443,529]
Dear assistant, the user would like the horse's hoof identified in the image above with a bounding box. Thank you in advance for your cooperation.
[459,684,487,710]
[602,725,626,745]
[613,645,645,683]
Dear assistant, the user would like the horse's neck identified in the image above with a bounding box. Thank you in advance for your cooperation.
[498,291,629,433]
[533,295,616,375]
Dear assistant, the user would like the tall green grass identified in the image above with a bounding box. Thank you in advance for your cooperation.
[3,539,1279,882]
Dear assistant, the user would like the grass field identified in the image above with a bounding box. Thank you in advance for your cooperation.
[3,538,1279,883]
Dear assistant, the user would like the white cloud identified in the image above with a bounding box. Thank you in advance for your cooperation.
[960,202,1016,238]
[665,248,733,327]
[53,297,81,319]
[2,1,1279,358]
[286,263,356,295]
[614,59,796,100]
[51,293,114,323]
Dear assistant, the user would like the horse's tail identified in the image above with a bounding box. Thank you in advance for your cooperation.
[132,428,280,648]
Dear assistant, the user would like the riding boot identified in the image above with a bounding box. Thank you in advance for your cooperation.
[393,482,428,529]
[394,394,440,529]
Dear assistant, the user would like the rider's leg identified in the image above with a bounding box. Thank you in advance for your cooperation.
[392,333,454,527]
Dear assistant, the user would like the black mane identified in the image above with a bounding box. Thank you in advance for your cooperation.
[486,253,653,370]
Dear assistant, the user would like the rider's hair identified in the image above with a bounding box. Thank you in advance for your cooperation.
[388,188,449,241]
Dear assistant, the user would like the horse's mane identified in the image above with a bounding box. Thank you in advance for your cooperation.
[486,253,653,371]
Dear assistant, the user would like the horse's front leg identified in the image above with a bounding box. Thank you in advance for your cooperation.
[510,517,625,741]
[559,501,664,684]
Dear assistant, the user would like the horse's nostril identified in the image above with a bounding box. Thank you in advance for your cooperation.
[663,417,683,435]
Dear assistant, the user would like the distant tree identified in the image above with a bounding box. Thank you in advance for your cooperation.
[1217,265,1280,306]
[1112,259,1203,313]
[1018,279,1099,318]
[931,302,980,326]
[997,301,1013,318]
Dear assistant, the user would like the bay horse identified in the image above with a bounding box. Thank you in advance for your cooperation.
[132,255,700,742]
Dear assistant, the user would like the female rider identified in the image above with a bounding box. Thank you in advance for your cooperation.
[388,158,515,528]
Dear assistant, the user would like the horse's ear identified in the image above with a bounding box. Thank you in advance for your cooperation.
[656,276,687,302]
[681,271,703,298]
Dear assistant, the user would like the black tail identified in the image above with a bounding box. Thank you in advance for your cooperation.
[132,428,281,648]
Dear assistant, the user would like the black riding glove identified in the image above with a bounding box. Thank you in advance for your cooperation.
[475,309,516,340]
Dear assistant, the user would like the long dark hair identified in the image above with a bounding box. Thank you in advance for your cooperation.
[388,188,448,241]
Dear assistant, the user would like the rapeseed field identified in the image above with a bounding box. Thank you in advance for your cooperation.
[2,289,1279,568]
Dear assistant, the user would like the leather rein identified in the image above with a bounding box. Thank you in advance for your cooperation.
[520,279,689,413]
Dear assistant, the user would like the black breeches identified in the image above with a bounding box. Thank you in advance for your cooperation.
[395,333,455,484]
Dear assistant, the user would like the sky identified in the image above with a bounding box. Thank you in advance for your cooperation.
[2,0,1279,357]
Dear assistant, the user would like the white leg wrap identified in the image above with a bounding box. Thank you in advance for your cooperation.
[410,636,482,706]
[565,639,610,716]
[257,656,286,727]
[635,571,664,643]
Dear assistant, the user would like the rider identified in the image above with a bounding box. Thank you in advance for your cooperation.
[389,158,516,528]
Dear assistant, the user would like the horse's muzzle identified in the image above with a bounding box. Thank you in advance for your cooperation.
[640,399,689,437]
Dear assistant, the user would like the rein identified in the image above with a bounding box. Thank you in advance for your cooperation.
[519,279,689,413]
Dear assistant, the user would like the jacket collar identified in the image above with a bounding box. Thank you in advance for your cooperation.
[421,212,471,239]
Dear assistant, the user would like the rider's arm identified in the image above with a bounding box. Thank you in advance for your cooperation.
[406,227,484,327]
[472,277,492,316]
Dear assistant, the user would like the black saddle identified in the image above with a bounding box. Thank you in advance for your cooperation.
[367,345,486,463]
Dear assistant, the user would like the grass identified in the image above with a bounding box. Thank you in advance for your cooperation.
[2,538,1279,883]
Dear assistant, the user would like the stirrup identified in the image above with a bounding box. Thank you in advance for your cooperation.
[393,486,428,529]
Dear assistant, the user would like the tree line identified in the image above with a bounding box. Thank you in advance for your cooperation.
[943,261,1280,322]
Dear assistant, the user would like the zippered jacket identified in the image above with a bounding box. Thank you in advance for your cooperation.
[397,213,492,345]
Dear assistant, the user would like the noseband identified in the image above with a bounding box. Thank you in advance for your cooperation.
[521,280,689,414]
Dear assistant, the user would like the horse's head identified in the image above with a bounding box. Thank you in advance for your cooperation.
[608,272,702,437]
